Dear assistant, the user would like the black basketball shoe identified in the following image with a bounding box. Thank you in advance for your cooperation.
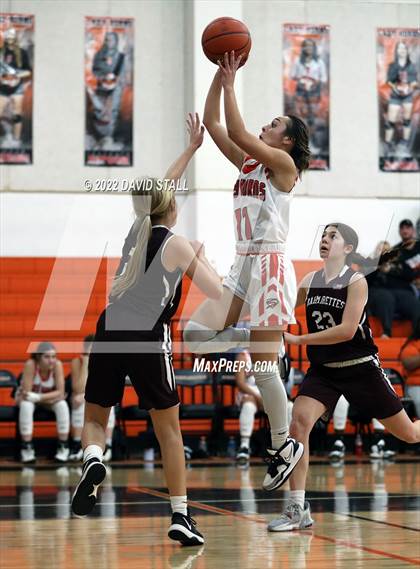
[71,457,107,517]
[263,437,304,491]
[168,509,204,546]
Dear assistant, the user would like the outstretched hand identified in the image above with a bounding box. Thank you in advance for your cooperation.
[187,112,205,149]
[217,50,243,89]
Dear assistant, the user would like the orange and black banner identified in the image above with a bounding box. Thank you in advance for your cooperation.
[0,13,34,165]
[283,23,330,170]
[377,28,420,172]
[85,17,134,167]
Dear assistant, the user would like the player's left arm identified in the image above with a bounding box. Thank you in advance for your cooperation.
[40,361,66,403]
[285,274,368,346]
[163,113,204,181]
[219,52,296,185]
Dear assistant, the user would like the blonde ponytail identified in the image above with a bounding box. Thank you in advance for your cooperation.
[110,178,174,299]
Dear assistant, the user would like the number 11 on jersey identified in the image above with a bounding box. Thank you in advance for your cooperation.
[235,207,252,241]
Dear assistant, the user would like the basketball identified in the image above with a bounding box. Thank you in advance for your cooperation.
[201,17,251,65]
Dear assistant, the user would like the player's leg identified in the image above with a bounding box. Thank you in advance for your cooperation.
[71,342,123,517]
[69,396,85,461]
[377,410,420,444]
[329,395,349,460]
[184,285,250,353]
[50,399,70,462]
[268,395,326,531]
[103,406,116,462]
[236,393,259,464]
[250,327,303,491]
[370,417,396,459]
[18,399,36,463]
[385,103,400,145]
[402,101,413,142]
[149,404,204,546]
[71,402,110,516]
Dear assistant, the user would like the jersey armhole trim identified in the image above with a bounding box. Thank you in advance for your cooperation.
[305,271,317,301]
[161,234,180,274]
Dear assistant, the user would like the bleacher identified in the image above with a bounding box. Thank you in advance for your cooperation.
[0,256,414,452]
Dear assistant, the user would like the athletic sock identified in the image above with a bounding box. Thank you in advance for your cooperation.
[170,495,188,516]
[289,490,305,509]
[271,430,288,450]
[105,437,112,447]
[240,436,250,449]
[83,444,103,463]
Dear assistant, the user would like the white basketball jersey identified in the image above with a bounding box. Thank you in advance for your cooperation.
[233,156,296,254]
[33,366,55,393]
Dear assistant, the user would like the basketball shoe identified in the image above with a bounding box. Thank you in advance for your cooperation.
[71,457,107,517]
[329,439,345,461]
[55,441,69,462]
[168,509,204,546]
[369,439,396,460]
[262,437,304,491]
[21,441,36,463]
[236,446,250,465]
[267,501,314,532]
[69,441,83,462]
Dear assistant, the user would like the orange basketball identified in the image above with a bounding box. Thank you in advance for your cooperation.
[202,17,251,65]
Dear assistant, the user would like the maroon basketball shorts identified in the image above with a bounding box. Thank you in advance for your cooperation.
[297,357,403,420]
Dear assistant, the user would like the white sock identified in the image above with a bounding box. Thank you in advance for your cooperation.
[240,436,250,449]
[254,364,289,449]
[106,437,112,447]
[73,437,81,443]
[289,490,305,509]
[239,400,257,439]
[170,495,188,516]
[83,444,103,463]
[184,321,250,354]
[333,396,349,431]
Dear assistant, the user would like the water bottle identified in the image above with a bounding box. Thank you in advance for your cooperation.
[227,436,236,458]
[355,433,363,457]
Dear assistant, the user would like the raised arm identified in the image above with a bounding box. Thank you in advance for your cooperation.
[162,235,223,300]
[219,52,296,188]
[164,113,204,181]
[203,69,245,169]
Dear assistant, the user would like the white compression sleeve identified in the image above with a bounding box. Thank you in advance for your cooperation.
[19,400,35,437]
[51,400,70,436]
[253,364,289,449]
[71,401,85,429]
[239,400,258,438]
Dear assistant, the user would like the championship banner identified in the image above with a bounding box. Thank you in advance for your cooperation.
[85,17,134,167]
[283,23,330,170]
[377,28,420,172]
[0,13,34,165]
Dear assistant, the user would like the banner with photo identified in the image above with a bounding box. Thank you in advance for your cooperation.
[283,23,330,170]
[0,13,34,165]
[377,28,420,172]
[85,17,134,166]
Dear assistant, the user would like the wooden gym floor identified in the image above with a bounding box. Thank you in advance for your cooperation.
[0,457,419,569]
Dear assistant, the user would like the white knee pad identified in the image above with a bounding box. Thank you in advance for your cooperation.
[183,320,250,354]
[19,400,35,436]
[52,400,70,435]
[107,406,115,430]
[71,401,85,429]
[333,396,349,431]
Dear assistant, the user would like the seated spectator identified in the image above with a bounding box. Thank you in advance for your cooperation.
[69,334,115,462]
[329,395,396,460]
[367,220,420,337]
[16,341,70,463]
[400,319,420,418]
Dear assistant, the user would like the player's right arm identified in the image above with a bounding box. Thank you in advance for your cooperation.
[295,271,315,307]
[162,235,223,300]
[203,69,245,169]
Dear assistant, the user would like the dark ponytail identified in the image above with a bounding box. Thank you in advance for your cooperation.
[285,115,311,175]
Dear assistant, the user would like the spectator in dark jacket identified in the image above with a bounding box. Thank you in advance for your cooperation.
[367,220,420,337]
